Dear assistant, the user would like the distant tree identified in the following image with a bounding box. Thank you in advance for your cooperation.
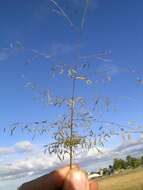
[103,168,109,176]
[121,160,128,169]
[125,155,142,169]
[104,155,143,175]
[113,158,127,170]
[141,156,143,166]
[131,157,140,168]
[113,159,121,170]
[126,155,132,167]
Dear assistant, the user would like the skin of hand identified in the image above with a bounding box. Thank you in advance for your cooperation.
[18,165,98,190]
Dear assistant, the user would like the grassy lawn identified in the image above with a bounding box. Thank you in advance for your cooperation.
[97,168,143,190]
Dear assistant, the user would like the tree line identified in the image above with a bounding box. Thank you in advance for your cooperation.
[102,155,143,175]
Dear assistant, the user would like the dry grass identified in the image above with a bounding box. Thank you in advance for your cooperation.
[98,168,143,190]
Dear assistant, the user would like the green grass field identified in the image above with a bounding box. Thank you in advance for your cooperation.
[97,168,143,190]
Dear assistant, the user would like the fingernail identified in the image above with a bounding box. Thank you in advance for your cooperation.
[63,169,89,190]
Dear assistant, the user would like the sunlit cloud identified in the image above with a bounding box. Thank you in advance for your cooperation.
[0,154,59,181]
[15,141,35,153]
[0,141,35,156]
[0,147,14,155]
[1,138,143,183]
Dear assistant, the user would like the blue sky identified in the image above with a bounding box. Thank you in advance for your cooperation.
[0,0,143,189]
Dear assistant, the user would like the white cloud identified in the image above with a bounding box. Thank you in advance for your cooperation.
[0,153,59,181]
[0,138,143,185]
[0,147,14,155]
[113,138,143,157]
[0,141,35,156]
[15,141,35,152]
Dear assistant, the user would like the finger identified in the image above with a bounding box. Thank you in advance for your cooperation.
[63,168,90,190]
[89,180,99,190]
[19,165,79,190]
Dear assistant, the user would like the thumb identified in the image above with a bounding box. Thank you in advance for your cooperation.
[63,168,89,190]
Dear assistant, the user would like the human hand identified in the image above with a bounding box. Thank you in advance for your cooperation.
[63,166,98,190]
[19,165,98,190]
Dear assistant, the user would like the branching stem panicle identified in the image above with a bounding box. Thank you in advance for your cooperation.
[70,78,76,169]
